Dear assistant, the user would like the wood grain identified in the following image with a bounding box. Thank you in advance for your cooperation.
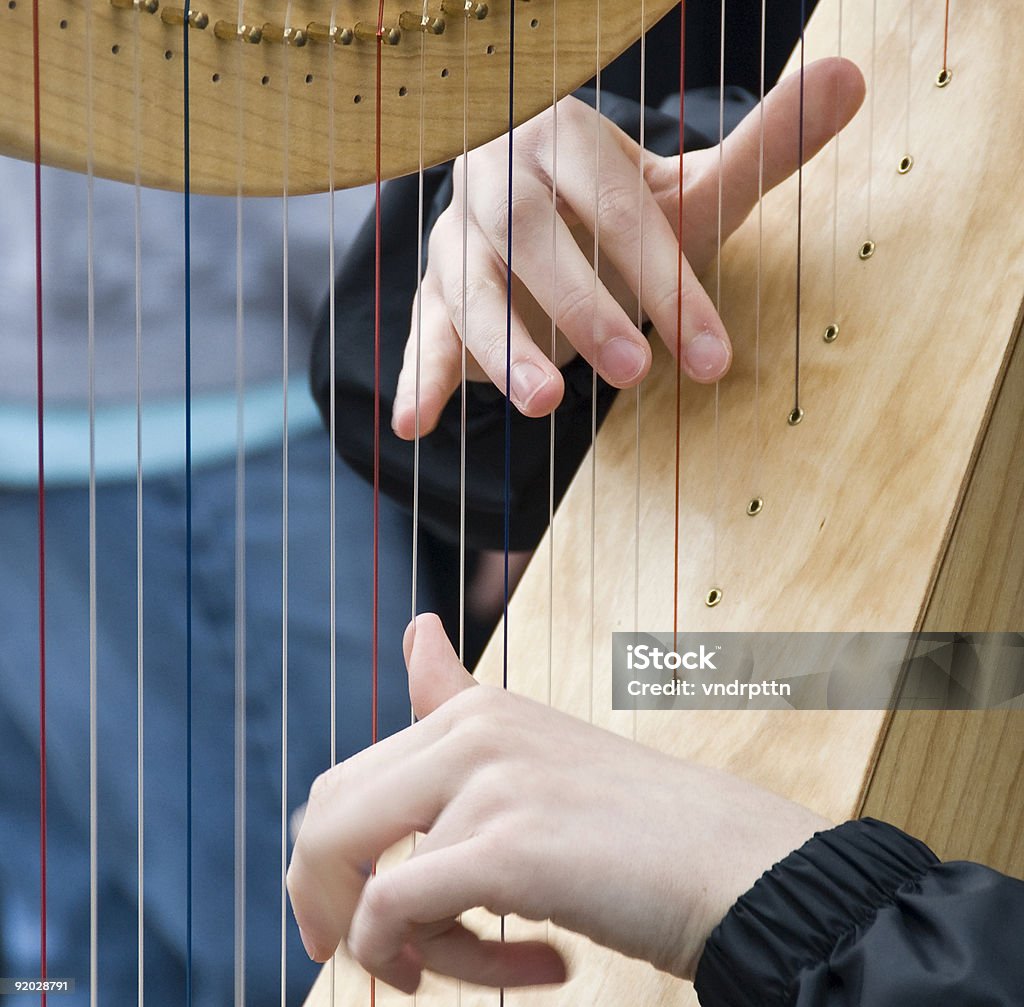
[0,0,675,194]
[296,0,1024,1002]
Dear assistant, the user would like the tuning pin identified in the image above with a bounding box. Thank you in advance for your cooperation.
[306,22,354,45]
[160,6,209,28]
[441,0,488,18]
[261,23,308,45]
[213,19,262,43]
[398,11,446,34]
[353,21,402,44]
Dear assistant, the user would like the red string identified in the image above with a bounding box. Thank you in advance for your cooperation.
[673,3,686,645]
[31,0,48,1000]
[942,0,951,72]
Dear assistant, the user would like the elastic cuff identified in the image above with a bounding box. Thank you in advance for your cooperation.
[693,818,938,1007]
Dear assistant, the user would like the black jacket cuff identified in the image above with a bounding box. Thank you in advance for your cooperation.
[693,818,937,1007]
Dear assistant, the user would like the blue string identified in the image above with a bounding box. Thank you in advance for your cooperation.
[181,8,193,1006]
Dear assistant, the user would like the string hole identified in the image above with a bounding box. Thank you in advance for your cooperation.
[164,49,173,60]
[398,85,408,96]
[530,17,538,27]
[705,588,723,608]
[353,93,362,103]
[111,43,120,54]
[746,498,764,517]
[936,67,953,87]
[858,240,875,261]
[211,72,220,82]
[823,323,839,343]
[440,67,449,77]
[485,43,494,54]
[261,74,270,85]
[305,73,313,84]
[8,1,16,9]
[898,155,914,174]
[787,407,804,426]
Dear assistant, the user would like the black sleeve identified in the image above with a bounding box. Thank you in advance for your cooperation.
[693,818,1024,1007]
[310,88,754,551]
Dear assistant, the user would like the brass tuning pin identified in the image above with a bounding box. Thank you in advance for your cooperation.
[261,23,308,45]
[353,21,402,44]
[398,11,446,34]
[306,22,354,45]
[441,0,488,18]
[161,6,209,28]
[110,0,160,13]
[212,19,263,43]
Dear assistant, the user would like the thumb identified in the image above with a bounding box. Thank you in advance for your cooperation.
[403,613,477,719]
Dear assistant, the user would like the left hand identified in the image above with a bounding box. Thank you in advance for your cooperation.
[287,614,829,992]
[391,58,865,439]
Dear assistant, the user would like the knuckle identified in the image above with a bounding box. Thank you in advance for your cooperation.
[596,183,641,236]
[554,282,597,335]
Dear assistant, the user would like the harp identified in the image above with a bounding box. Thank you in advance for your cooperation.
[4,1,1023,1006]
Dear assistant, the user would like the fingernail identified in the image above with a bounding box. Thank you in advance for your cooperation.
[298,925,320,962]
[510,361,551,410]
[597,338,648,384]
[684,331,730,380]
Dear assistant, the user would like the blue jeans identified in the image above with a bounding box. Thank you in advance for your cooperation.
[0,429,450,1005]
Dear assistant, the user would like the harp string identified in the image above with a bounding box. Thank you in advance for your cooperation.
[753,0,767,506]
[279,8,293,1004]
[133,5,148,1004]
[672,2,686,645]
[713,0,726,588]
[830,0,844,333]
[180,5,196,1002]
[865,0,878,242]
[326,4,338,1006]
[631,0,647,742]
[234,5,249,1006]
[84,1,98,1002]
[30,0,48,993]
[588,0,602,729]
[794,0,807,415]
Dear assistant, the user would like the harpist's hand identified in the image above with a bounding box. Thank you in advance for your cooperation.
[287,614,829,991]
[391,58,864,439]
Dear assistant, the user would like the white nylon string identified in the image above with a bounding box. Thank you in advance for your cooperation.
[905,0,914,159]
[547,2,559,713]
[326,4,339,1002]
[411,1,430,636]
[632,0,646,744]
[458,15,470,670]
[866,0,878,240]
[132,5,147,1004]
[84,2,98,1002]
[279,9,293,1001]
[831,1,844,326]
[232,4,248,1006]
[713,1,726,587]
[754,0,766,504]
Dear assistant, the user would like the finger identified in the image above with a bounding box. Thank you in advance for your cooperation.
[393,273,465,440]
[434,216,565,417]
[417,923,566,991]
[348,839,564,990]
[550,105,731,383]
[679,57,866,270]
[288,741,467,963]
[470,162,653,390]
[403,612,477,719]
